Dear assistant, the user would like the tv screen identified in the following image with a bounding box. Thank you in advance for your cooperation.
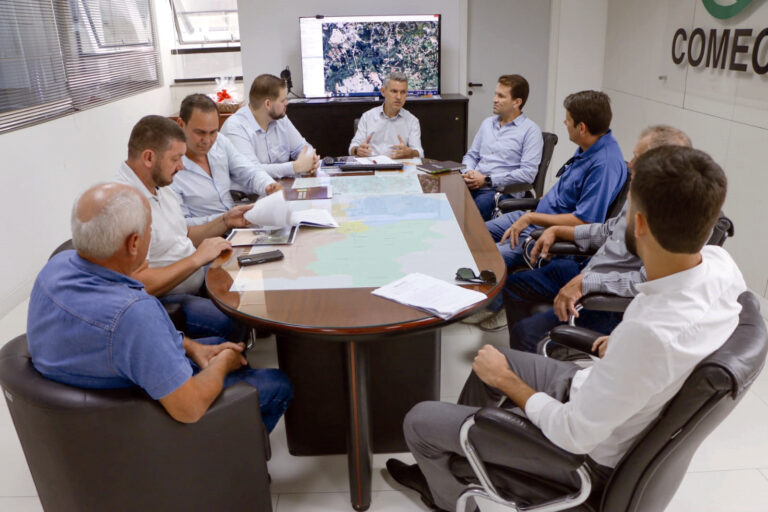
[300,14,441,98]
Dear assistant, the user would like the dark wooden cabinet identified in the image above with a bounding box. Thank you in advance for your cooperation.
[285,94,468,161]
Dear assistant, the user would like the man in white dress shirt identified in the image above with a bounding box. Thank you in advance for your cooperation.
[171,94,281,226]
[348,71,424,159]
[220,74,319,179]
[386,146,745,511]
[116,115,251,341]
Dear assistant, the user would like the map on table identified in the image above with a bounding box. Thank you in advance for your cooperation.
[322,21,439,95]
[293,174,424,196]
[231,194,479,291]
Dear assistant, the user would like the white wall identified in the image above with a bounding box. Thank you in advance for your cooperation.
[0,0,178,317]
[543,0,609,191]
[236,0,467,97]
[603,0,768,296]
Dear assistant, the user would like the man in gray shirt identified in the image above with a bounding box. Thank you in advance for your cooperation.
[504,125,691,351]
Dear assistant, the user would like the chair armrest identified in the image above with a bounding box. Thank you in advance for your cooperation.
[500,183,534,195]
[498,197,539,213]
[526,228,596,256]
[472,407,585,471]
[580,293,633,313]
[549,325,603,355]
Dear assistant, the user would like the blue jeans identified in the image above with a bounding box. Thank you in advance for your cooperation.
[503,259,622,351]
[485,211,534,312]
[471,188,512,222]
[192,337,293,433]
[161,293,249,342]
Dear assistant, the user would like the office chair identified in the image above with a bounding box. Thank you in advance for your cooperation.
[48,240,188,332]
[449,291,766,512]
[492,132,558,218]
[0,334,272,512]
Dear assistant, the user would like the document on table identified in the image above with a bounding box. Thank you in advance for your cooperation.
[354,155,397,165]
[372,273,487,320]
[244,190,338,228]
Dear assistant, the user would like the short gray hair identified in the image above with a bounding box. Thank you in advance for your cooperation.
[641,125,692,150]
[382,71,408,89]
[71,184,150,259]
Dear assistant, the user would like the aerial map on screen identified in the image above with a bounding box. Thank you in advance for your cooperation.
[322,21,439,96]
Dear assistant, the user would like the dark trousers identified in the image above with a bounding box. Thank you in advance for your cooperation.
[504,259,623,351]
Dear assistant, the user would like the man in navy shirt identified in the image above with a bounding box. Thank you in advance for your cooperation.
[27,183,291,429]
[468,90,627,331]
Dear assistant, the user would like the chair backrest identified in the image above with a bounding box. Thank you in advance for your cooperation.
[708,213,735,246]
[604,166,630,220]
[0,334,271,512]
[532,132,558,198]
[600,291,767,511]
[49,239,74,260]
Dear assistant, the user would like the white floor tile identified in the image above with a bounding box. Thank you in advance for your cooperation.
[665,469,768,512]
[0,497,43,512]
[687,391,768,472]
[748,353,768,406]
[275,490,431,511]
[760,468,768,482]
[440,322,508,398]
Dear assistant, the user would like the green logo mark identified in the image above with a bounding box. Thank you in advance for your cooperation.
[702,0,756,19]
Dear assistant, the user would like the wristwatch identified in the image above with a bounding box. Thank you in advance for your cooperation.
[484,175,492,188]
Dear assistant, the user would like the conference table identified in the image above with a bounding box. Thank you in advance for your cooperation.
[206,169,506,510]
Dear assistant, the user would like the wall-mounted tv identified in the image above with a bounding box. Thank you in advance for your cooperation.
[300,14,441,98]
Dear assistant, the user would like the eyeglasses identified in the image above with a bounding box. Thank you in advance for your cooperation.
[455,268,497,284]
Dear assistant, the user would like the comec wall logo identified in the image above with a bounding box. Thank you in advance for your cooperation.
[671,0,768,74]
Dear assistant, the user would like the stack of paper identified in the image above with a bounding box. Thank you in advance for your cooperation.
[244,190,338,228]
[372,273,487,320]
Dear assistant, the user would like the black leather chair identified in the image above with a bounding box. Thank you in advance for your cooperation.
[49,239,188,332]
[0,334,272,512]
[492,132,558,218]
[450,291,767,512]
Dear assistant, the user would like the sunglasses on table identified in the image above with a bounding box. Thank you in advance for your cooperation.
[455,268,497,284]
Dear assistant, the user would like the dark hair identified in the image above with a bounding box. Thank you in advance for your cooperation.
[179,93,219,123]
[249,74,286,106]
[127,115,186,160]
[497,74,529,108]
[563,90,612,135]
[631,146,726,253]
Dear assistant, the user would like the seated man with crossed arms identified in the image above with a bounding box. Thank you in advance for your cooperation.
[461,74,543,221]
[387,146,744,511]
[27,183,292,430]
[349,71,424,159]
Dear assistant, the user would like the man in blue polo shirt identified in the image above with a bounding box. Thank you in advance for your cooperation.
[461,74,543,221]
[27,183,291,429]
[468,90,627,331]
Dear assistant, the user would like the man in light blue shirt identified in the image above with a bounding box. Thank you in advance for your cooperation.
[171,94,282,226]
[349,71,424,159]
[462,74,543,221]
[220,74,319,179]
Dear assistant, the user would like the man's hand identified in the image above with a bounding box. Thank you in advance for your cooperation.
[292,146,317,174]
[553,273,584,322]
[529,226,559,262]
[472,344,514,389]
[186,339,246,369]
[462,170,486,191]
[223,204,253,229]
[500,214,531,248]
[193,237,232,267]
[591,335,610,358]
[356,134,374,157]
[389,135,414,159]
[210,347,248,373]
[309,152,321,174]
[265,182,283,195]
